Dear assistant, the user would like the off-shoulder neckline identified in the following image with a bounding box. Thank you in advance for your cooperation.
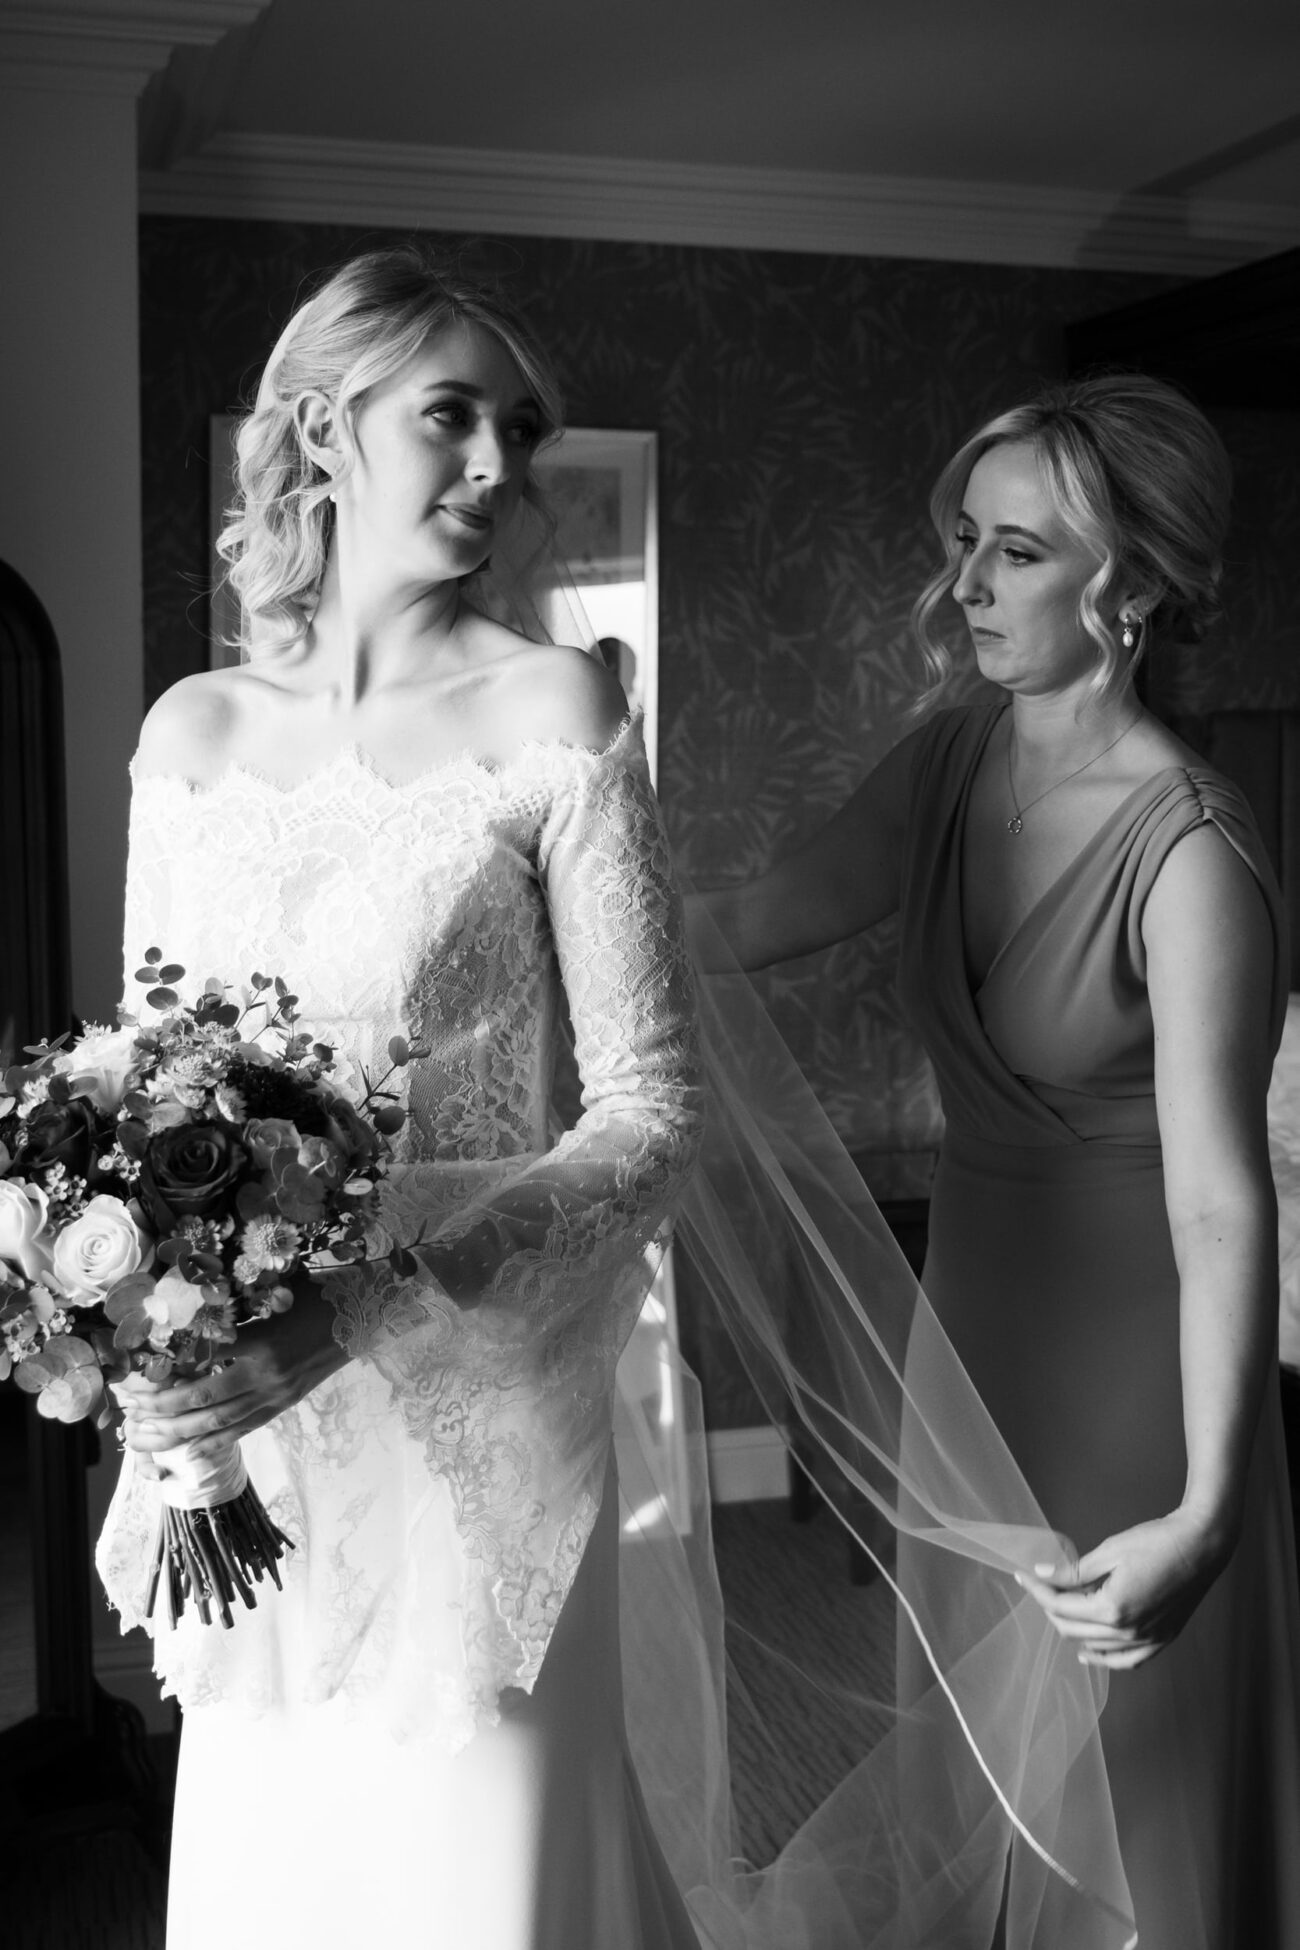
[129,711,643,797]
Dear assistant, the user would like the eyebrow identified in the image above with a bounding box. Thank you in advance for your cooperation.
[420,379,540,412]
[956,511,1053,549]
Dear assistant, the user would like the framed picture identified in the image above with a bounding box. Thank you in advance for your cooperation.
[208,421,661,774]
[531,428,660,778]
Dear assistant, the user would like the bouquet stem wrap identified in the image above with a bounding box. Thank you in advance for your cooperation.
[157,1436,248,1510]
[146,1434,293,1631]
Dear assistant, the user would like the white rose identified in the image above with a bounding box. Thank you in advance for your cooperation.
[55,1026,145,1114]
[0,1181,54,1284]
[50,1194,152,1303]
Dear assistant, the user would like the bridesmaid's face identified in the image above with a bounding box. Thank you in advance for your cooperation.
[951,441,1105,697]
[337,321,543,590]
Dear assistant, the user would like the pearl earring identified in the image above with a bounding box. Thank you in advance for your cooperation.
[1121,613,1140,653]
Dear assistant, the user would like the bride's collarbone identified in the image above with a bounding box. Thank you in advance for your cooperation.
[216,675,512,786]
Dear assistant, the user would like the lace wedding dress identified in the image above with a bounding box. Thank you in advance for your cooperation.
[97,717,705,1949]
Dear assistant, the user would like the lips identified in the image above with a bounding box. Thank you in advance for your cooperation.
[439,503,493,533]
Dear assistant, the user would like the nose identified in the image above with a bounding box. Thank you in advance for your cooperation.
[953,548,987,607]
[464,421,511,487]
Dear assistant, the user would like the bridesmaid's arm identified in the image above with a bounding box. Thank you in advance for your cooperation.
[1019,824,1279,1668]
[692,728,920,971]
[1147,826,1279,1547]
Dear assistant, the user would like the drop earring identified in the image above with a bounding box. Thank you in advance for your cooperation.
[1121,613,1140,653]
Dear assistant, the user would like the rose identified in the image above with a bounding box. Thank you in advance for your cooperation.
[18,1097,99,1182]
[50,1194,152,1303]
[55,1026,144,1115]
[242,1118,302,1167]
[139,1123,247,1226]
[0,1181,54,1284]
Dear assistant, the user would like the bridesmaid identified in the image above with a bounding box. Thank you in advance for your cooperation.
[704,373,1300,1949]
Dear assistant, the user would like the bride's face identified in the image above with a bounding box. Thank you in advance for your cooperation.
[951,440,1107,697]
[339,321,544,586]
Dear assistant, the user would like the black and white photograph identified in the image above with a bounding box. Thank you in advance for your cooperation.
[2,4,1299,1946]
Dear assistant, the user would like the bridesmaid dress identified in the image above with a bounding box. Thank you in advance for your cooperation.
[898,704,1300,1950]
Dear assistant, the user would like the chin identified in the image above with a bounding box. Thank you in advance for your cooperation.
[971,646,1010,680]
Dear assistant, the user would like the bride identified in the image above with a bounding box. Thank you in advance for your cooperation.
[102,247,704,1948]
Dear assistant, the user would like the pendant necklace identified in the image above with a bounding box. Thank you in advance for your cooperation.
[1005,716,1139,835]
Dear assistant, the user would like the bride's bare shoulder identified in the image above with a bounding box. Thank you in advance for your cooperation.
[460,616,628,756]
[133,666,265,782]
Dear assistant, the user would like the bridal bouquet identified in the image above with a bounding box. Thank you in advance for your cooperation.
[0,951,422,1628]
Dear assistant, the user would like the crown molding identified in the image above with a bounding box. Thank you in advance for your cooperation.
[0,2,266,96]
[136,131,1300,275]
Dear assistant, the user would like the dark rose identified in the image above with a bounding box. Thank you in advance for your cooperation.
[19,1097,99,1182]
[139,1122,247,1226]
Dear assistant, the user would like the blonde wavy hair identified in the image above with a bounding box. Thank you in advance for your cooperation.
[215,246,564,658]
[909,373,1232,713]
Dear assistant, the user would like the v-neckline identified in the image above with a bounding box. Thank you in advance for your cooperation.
[957,708,1187,996]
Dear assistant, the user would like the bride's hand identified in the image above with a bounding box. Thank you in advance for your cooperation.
[1014,1507,1234,1669]
[116,1284,349,1471]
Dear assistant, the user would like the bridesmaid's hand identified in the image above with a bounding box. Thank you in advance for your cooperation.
[1014,1508,1233,1669]
[116,1285,349,1475]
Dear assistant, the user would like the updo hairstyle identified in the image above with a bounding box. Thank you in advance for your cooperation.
[216,245,564,657]
[910,372,1233,708]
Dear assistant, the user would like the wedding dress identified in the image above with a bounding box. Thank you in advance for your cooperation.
[98,717,704,1948]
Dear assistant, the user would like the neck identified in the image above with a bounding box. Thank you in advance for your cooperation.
[1008,681,1140,761]
[306,551,462,706]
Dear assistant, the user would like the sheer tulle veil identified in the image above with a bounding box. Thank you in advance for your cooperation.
[269,496,1139,1947]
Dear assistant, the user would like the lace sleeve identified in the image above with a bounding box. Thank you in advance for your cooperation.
[324,727,704,1364]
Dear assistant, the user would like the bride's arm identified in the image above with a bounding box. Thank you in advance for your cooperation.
[1018,824,1279,1667]
[693,727,921,971]
[338,733,702,1344]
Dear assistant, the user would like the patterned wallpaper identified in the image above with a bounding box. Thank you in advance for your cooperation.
[1145,405,1300,718]
[140,219,1295,1426]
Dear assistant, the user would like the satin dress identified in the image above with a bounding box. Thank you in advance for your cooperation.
[898,705,1300,1950]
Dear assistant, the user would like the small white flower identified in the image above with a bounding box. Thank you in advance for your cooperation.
[238,1215,302,1274]
[142,1267,219,1341]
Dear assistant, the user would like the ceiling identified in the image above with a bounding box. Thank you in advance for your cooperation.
[137,0,1300,272]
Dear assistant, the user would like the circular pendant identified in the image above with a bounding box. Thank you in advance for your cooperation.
[1007,815,1023,835]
